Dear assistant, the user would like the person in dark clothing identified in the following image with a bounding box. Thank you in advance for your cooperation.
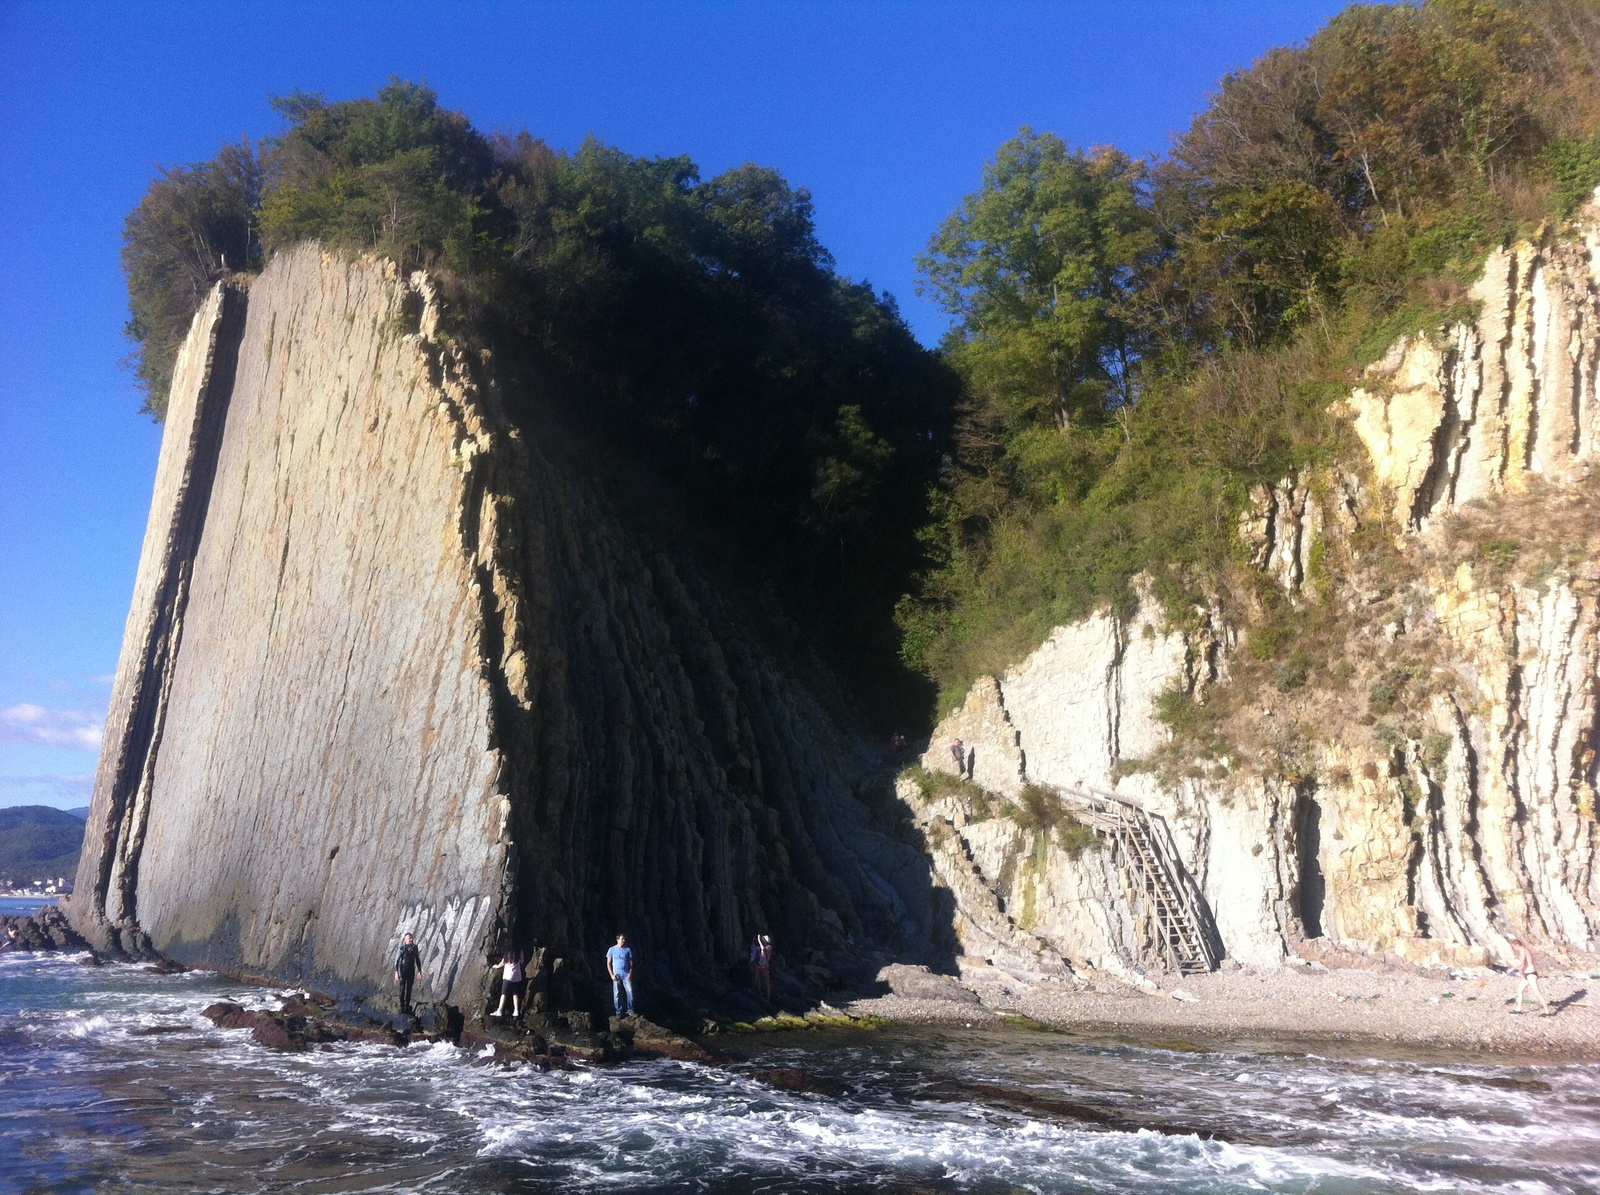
[394,932,424,1013]
[749,933,773,1002]
[0,927,20,954]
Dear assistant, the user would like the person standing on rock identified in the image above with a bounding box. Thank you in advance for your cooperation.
[1507,936,1550,1015]
[394,932,424,1015]
[950,738,966,779]
[491,944,526,1019]
[607,933,635,1017]
[750,933,774,1002]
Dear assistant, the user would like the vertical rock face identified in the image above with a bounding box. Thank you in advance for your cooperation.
[1348,227,1600,530]
[70,245,928,1011]
[74,280,248,959]
[917,226,1600,977]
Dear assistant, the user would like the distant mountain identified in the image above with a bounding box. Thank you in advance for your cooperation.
[0,806,84,886]
[67,807,90,820]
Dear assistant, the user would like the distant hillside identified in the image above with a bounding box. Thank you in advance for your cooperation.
[0,806,85,885]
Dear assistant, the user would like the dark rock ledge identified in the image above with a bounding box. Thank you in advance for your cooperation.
[1,908,91,954]
[195,988,716,1068]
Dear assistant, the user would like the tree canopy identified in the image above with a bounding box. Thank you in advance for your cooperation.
[919,133,1152,434]
[122,80,955,724]
[121,1,1600,727]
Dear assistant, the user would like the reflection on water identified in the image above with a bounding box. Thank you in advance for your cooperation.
[2,951,1596,1193]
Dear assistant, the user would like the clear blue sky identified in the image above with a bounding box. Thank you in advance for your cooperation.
[0,1,1346,809]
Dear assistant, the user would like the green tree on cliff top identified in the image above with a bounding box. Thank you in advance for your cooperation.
[121,141,260,413]
[122,79,954,726]
[900,0,1600,710]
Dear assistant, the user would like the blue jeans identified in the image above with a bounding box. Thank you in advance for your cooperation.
[612,974,634,1015]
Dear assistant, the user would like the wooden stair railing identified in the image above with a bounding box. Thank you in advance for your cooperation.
[1056,786,1220,975]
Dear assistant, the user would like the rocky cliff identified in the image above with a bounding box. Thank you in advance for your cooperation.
[913,225,1600,980]
[69,244,934,1017]
[72,228,1600,1016]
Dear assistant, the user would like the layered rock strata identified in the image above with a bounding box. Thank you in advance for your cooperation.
[918,226,1600,977]
[69,245,931,1014]
[1349,227,1600,531]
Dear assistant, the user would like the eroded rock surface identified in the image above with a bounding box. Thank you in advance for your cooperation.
[918,226,1600,980]
[1348,226,1600,531]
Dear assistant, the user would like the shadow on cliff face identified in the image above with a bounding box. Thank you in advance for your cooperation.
[486,756,959,1030]
[428,363,965,1025]
[459,753,962,1034]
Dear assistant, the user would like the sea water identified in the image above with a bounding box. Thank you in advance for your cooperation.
[0,897,54,917]
[1,947,1596,1193]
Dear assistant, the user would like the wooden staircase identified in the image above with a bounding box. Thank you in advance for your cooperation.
[1060,787,1219,975]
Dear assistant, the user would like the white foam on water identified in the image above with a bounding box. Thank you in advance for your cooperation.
[3,954,1599,1194]
[452,1060,1408,1193]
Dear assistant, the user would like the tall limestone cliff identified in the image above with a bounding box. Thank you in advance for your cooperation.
[914,226,1600,980]
[69,244,935,1014]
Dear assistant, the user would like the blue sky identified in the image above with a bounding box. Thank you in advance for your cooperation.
[0,0,1346,809]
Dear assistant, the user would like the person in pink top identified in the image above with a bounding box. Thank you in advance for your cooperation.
[491,944,527,1019]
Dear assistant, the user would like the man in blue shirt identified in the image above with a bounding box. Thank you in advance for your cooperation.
[606,933,635,1017]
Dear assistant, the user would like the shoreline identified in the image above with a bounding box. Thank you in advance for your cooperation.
[6,903,1594,1064]
[834,961,1600,1063]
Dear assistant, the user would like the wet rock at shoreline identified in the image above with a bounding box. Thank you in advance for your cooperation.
[1,907,89,953]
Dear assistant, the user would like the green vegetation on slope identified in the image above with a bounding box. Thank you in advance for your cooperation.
[0,806,85,887]
[901,0,1600,712]
[122,81,956,726]
[121,2,1600,732]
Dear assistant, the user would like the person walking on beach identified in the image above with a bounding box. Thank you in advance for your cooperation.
[1507,936,1550,1015]
[394,932,424,1014]
[491,944,526,1019]
[750,933,774,1002]
[607,933,635,1017]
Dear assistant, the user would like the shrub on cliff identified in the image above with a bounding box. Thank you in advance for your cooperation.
[121,140,261,415]
[258,82,508,291]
